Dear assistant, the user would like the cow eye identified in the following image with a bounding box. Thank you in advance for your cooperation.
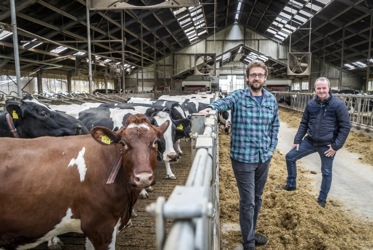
[40,110,50,117]
[119,140,128,150]
[152,138,159,148]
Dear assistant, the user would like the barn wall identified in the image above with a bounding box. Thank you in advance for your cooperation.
[0,74,116,95]
[125,24,364,92]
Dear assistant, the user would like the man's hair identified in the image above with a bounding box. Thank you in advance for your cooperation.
[314,77,331,87]
[246,60,268,77]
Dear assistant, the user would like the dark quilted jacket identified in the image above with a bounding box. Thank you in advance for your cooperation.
[294,93,351,151]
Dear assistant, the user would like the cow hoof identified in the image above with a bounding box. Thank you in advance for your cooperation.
[131,210,138,218]
[166,174,176,180]
[124,219,133,229]
[139,191,149,199]
[48,237,64,250]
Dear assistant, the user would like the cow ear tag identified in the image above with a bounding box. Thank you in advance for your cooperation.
[177,124,184,130]
[101,135,111,145]
[12,110,19,119]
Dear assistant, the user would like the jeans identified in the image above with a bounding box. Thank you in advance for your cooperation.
[285,139,335,203]
[231,157,271,248]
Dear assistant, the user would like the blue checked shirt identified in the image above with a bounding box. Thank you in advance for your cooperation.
[209,88,280,163]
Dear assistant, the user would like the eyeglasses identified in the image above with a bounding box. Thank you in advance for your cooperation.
[249,73,265,79]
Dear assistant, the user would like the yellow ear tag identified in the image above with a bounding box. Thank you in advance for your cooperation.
[101,135,111,145]
[177,124,184,130]
[12,110,19,119]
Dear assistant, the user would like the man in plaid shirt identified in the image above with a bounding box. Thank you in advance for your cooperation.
[200,60,280,250]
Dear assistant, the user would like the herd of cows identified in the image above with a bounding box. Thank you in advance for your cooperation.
[0,93,229,250]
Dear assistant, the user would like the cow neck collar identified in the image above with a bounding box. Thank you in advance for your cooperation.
[106,151,123,184]
[5,113,20,138]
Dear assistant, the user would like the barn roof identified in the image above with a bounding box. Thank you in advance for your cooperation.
[0,0,372,81]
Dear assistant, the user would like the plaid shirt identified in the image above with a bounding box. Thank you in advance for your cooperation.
[209,88,280,163]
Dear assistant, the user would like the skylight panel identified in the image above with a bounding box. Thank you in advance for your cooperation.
[184,26,194,33]
[173,3,208,43]
[190,8,202,17]
[306,3,322,12]
[267,29,277,35]
[344,64,355,70]
[258,55,269,61]
[50,45,67,54]
[266,0,334,42]
[316,0,332,4]
[235,1,243,21]
[23,38,43,49]
[179,17,191,26]
[0,30,12,40]
[197,30,207,36]
[222,52,231,62]
[173,7,186,15]
[352,61,367,68]
[274,34,286,40]
[279,12,292,21]
[189,36,197,42]
[283,6,298,14]
[293,14,307,23]
[289,1,303,9]
[299,10,313,18]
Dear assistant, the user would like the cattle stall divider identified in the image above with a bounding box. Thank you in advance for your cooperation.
[147,110,220,250]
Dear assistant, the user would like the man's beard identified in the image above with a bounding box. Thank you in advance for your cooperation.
[250,81,263,91]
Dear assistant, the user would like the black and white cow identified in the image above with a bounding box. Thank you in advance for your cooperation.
[0,95,89,138]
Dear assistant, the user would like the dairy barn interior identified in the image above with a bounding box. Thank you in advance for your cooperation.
[1,0,373,250]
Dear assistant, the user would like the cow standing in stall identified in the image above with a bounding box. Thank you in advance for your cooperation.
[0,114,169,250]
[0,95,89,137]
[77,104,190,199]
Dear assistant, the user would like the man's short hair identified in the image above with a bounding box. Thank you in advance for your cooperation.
[246,60,268,77]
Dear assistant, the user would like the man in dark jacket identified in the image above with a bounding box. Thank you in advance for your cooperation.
[283,77,351,208]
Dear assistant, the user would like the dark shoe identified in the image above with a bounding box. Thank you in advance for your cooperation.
[255,233,268,246]
[318,200,326,208]
[282,184,296,191]
[244,247,255,250]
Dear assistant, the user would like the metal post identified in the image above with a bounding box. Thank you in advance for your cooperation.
[86,2,93,94]
[121,10,126,95]
[10,0,22,97]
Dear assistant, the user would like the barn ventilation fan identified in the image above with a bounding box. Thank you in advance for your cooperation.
[287,52,311,76]
[194,54,216,76]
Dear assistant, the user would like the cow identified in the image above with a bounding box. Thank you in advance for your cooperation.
[77,105,188,180]
[0,95,89,138]
[218,110,231,134]
[278,96,292,106]
[0,114,169,250]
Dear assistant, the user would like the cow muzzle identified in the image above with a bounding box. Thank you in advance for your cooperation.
[132,172,154,188]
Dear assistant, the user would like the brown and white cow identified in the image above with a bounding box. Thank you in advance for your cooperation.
[0,114,169,250]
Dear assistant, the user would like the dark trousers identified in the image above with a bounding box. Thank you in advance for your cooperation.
[231,157,271,248]
[285,139,335,203]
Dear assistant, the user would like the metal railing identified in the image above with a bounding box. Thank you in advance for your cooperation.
[147,110,220,250]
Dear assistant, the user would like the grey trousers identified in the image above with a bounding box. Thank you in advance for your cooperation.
[231,157,271,248]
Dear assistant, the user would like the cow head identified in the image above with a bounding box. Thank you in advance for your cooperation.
[3,95,89,138]
[91,114,169,189]
[172,118,191,142]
